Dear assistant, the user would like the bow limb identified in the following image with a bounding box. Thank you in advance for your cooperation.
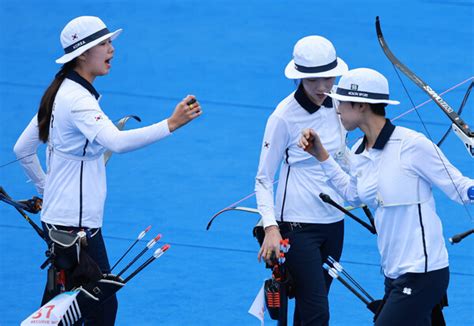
[206,206,260,230]
[206,204,367,231]
[375,17,474,158]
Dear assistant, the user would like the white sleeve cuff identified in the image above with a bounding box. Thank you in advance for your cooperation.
[261,215,278,229]
[157,119,172,137]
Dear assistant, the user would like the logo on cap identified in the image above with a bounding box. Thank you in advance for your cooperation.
[71,33,78,40]
[350,84,358,91]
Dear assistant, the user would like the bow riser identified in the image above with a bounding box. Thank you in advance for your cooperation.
[452,124,474,157]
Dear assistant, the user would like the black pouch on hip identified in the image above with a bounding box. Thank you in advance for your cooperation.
[48,229,102,288]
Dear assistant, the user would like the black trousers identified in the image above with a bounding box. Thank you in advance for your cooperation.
[280,220,344,326]
[42,223,118,326]
[375,267,449,326]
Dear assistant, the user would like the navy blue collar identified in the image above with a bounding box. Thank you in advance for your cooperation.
[294,83,333,114]
[355,119,396,154]
[66,70,100,100]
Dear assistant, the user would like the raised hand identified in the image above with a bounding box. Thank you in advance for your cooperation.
[167,95,203,132]
[298,128,329,161]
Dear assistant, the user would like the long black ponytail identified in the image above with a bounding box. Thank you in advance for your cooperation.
[37,60,76,142]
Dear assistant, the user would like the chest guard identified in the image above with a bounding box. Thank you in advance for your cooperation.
[376,128,432,207]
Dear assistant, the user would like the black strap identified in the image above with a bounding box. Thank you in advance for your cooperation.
[336,87,389,100]
[64,28,110,54]
[294,59,338,73]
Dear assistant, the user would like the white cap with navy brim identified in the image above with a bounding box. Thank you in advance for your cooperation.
[326,68,400,105]
[284,35,348,79]
[56,16,122,64]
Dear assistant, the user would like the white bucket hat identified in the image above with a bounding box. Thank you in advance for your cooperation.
[284,35,348,79]
[326,68,400,105]
[56,16,122,64]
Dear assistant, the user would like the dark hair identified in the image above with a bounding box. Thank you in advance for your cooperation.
[37,61,76,142]
[350,102,386,117]
[369,103,387,117]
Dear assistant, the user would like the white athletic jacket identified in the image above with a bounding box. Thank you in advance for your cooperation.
[14,70,171,228]
[255,84,350,228]
[320,120,474,278]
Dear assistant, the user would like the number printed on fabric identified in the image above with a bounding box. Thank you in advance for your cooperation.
[31,304,56,319]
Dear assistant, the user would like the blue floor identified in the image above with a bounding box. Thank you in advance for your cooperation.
[0,0,473,325]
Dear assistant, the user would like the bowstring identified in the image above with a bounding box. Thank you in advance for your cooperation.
[346,77,473,147]
[0,153,37,169]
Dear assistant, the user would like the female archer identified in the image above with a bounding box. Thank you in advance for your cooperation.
[14,16,202,325]
[255,35,350,325]
[299,68,474,325]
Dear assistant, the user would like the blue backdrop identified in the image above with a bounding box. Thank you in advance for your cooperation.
[0,0,472,325]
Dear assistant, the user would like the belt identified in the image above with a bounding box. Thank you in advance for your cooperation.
[278,221,314,233]
[44,222,100,238]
